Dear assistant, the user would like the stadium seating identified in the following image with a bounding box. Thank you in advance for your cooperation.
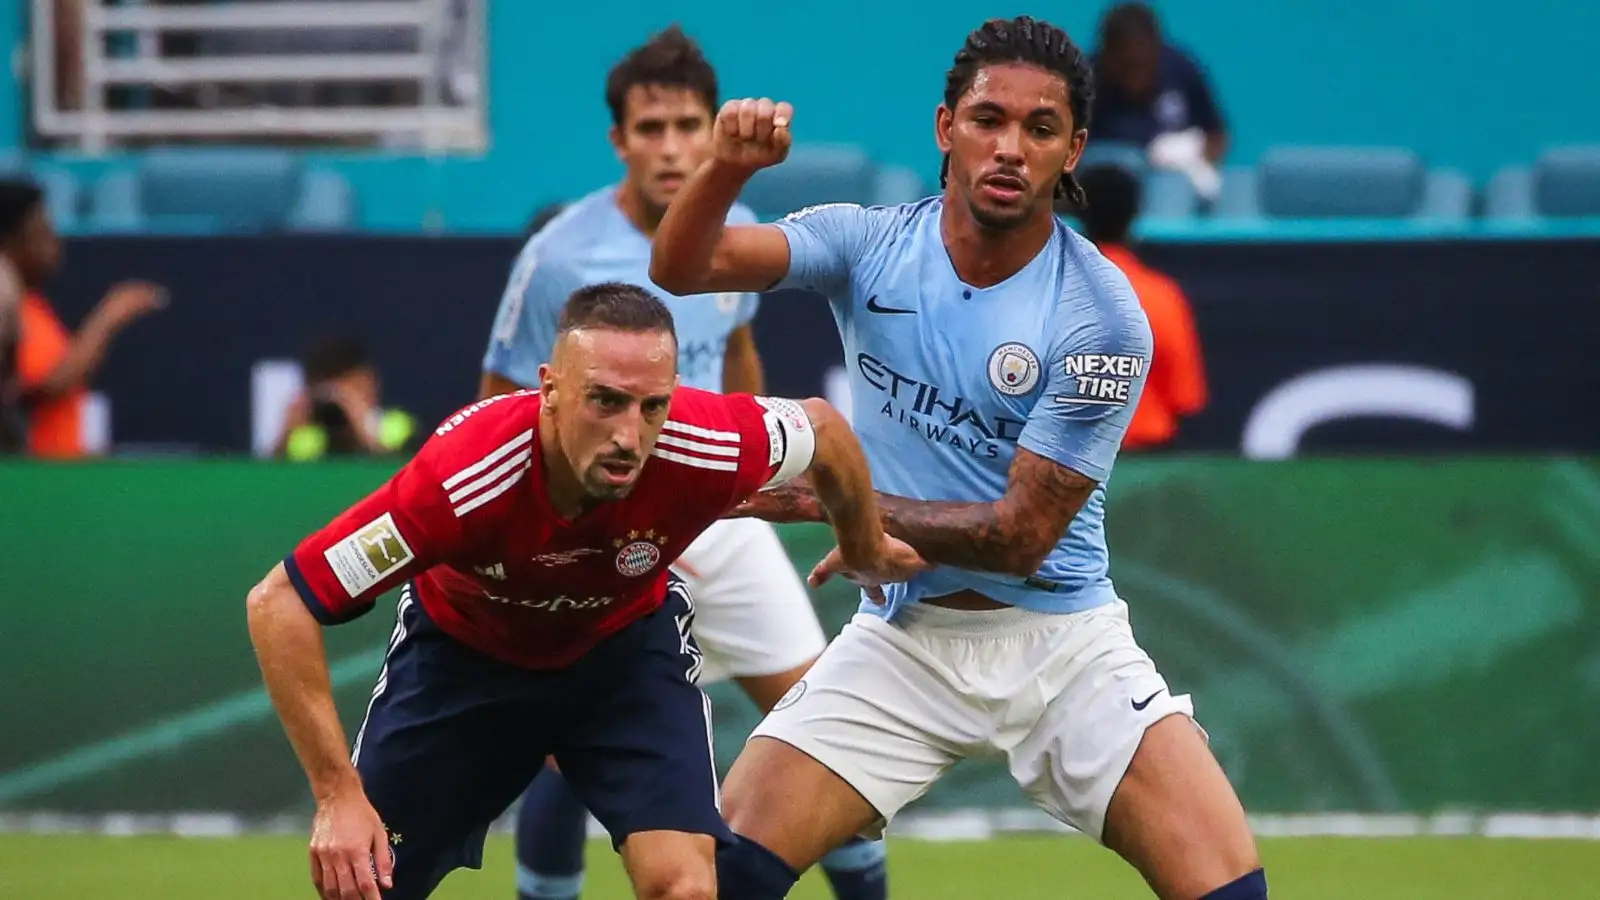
[739,143,924,219]
[1075,141,1201,220]
[1215,146,1472,221]
[1486,145,1600,220]
[0,149,82,229]
[88,148,356,233]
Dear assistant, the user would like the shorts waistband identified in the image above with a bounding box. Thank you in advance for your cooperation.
[890,600,1111,638]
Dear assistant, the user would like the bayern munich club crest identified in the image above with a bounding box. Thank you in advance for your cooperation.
[987,342,1041,396]
[614,529,668,577]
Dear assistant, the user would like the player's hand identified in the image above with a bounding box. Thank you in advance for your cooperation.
[713,98,794,174]
[90,280,168,332]
[308,787,394,900]
[808,535,929,603]
[727,478,823,523]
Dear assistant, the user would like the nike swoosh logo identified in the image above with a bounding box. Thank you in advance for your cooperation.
[1131,689,1164,711]
[865,295,915,315]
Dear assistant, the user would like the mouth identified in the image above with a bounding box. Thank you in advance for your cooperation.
[656,172,685,191]
[596,458,638,485]
[979,173,1028,204]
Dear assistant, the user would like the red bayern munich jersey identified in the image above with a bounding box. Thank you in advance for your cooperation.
[285,387,798,669]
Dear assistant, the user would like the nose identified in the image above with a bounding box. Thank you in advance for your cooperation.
[660,127,686,161]
[993,124,1024,165]
[611,409,644,454]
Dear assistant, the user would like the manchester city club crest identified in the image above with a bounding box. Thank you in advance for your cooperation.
[614,529,668,577]
[987,342,1041,396]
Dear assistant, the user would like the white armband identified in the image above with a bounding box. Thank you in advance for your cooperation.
[754,397,816,490]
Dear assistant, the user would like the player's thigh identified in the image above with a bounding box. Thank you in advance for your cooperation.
[730,614,968,869]
[676,518,826,689]
[553,576,730,849]
[1004,601,1256,896]
[1102,715,1260,900]
[618,830,717,900]
[354,590,557,898]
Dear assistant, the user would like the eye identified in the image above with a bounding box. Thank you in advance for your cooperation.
[642,398,670,419]
[1032,125,1056,138]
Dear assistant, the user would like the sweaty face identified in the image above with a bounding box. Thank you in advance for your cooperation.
[545,328,678,501]
[612,85,714,215]
[939,62,1085,231]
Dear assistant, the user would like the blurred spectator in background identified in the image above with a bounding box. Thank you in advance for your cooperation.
[0,179,166,457]
[1073,164,1208,451]
[275,334,417,460]
[0,253,23,451]
[1091,3,1228,200]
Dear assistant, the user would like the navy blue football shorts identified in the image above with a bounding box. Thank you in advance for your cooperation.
[350,575,726,899]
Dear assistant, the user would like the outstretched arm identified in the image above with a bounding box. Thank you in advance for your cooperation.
[744,396,926,593]
[876,450,1094,576]
[737,447,1093,577]
[247,564,362,802]
[791,397,888,572]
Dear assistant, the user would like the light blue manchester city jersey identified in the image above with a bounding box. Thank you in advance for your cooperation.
[773,198,1153,618]
[483,186,761,392]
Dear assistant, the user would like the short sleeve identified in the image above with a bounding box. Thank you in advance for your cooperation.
[693,393,815,504]
[771,202,875,295]
[482,244,584,389]
[284,451,466,625]
[1018,302,1153,483]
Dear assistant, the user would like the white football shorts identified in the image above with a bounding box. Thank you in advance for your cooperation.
[670,517,827,686]
[750,599,1197,841]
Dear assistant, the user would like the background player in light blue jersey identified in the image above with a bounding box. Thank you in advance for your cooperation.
[479,27,888,900]
[653,15,1265,900]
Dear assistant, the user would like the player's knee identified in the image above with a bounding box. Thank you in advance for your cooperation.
[631,862,716,900]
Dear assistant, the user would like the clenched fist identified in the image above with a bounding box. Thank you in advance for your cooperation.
[713,98,794,173]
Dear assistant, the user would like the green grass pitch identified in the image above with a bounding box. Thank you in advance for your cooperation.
[2,834,1596,898]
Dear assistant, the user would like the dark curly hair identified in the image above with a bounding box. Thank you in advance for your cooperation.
[939,16,1095,210]
[605,25,718,126]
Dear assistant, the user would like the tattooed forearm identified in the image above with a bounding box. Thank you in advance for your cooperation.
[875,449,1098,577]
[752,481,826,523]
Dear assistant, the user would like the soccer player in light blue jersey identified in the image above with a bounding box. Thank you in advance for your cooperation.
[653,15,1265,900]
[479,27,888,900]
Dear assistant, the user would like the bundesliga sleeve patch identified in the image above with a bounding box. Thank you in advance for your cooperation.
[1053,353,1147,407]
[323,512,416,598]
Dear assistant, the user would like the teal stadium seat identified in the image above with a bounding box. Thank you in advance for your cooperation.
[1487,146,1600,220]
[1076,142,1198,220]
[90,148,355,233]
[740,143,923,220]
[1216,146,1471,220]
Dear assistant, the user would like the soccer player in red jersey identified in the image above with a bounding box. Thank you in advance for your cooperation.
[246,282,923,900]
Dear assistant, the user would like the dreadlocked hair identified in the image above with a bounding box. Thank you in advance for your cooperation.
[939,16,1095,211]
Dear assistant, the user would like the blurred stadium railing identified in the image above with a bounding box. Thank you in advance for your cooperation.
[29,0,484,152]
